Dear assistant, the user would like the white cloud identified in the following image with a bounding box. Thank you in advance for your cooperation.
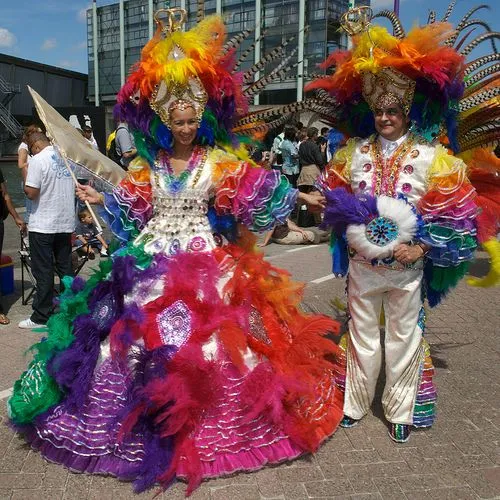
[78,4,92,23]
[0,28,16,48]
[58,59,78,69]
[42,38,57,50]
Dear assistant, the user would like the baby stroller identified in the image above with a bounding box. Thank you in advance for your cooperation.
[19,231,99,305]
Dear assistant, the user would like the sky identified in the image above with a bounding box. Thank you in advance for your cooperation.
[0,0,498,75]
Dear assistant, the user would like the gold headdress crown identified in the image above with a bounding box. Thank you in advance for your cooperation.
[340,6,373,36]
[147,9,209,127]
[362,68,415,115]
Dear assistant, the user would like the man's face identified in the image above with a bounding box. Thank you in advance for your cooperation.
[374,104,409,141]
[83,129,92,140]
[29,139,45,155]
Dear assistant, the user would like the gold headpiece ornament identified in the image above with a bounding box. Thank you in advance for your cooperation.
[340,6,415,116]
[340,6,373,36]
[154,8,188,35]
[148,8,209,128]
[362,68,415,115]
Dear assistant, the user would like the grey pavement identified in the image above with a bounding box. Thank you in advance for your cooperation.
[0,215,498,499]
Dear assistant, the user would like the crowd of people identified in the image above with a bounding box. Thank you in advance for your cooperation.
[2,3,497,497]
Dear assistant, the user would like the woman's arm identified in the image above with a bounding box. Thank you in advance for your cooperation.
[1,182,26,231]
[18,149,29,182]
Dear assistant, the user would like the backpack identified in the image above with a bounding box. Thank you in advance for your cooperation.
[106,128,123,166]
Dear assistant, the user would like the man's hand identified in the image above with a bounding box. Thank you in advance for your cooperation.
[298,191,326,212]
[393,243,425,265]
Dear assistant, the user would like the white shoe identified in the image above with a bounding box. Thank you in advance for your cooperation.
[100,248,108,257]
[18,318,46,329]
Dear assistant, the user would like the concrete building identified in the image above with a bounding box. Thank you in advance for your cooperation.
[0,53,88,155]
[87,0,360,114]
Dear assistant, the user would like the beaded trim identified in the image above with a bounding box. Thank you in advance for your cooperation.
[370,134,416,197]
[154,146,208,193]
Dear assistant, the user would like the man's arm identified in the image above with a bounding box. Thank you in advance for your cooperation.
[24,155,42,200]
[96,234,108,249]
[313,143,326,168]
[116,128,137,158]
[257,229,274,247]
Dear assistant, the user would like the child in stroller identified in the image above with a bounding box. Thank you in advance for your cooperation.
[74,208,109,260]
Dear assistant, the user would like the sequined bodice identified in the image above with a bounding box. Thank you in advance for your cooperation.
[134,156,219,255]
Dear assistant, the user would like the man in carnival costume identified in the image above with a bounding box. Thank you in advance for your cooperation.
[306,5,500,443]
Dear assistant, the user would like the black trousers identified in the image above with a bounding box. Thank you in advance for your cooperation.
[29,231,73,324]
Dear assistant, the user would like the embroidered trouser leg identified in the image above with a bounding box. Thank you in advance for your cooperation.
[344,260,424,424]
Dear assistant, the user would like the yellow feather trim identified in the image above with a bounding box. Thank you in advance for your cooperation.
[209,148,244,183]
[467,238,500,287]
[426,145,469,193]
[330,138,358,182]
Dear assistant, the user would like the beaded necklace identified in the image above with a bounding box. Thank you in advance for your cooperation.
[370,134,416,197]
[155,146,207,194]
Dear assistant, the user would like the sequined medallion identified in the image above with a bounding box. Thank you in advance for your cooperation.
[156,300,192,348]
[365,216,399,247]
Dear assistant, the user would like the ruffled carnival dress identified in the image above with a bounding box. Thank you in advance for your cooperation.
[9,146,343,494]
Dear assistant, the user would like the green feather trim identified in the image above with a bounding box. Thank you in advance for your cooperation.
[430,261,470,292]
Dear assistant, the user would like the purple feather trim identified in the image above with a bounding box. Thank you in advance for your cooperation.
[322,188,378,234]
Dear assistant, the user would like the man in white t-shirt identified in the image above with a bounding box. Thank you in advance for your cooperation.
[19,133,75,329]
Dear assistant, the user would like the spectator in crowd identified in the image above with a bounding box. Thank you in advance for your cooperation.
[269,127,284,171]
[258,219,329,247]
[280,125,300,187]
[115,121,137,169]
[317,134,328,165]
[297,127,326,226]
[19,132,75,329]
[82,125,99,150]
[298,127,325,192]
[320,127,329,138]
[17,125,42,224]
[0,168,26,325]
[296,129,307,147]
[75,208,109,258]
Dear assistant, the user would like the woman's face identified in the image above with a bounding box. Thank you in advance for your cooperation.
[374,104,409,141]
[169,107,198,147]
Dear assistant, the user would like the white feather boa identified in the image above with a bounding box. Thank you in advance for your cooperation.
[346,196,418,260]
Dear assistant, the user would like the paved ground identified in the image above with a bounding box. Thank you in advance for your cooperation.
[0,214,498,499]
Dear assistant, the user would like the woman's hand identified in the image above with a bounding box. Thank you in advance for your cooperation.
[76,183,104,205]
[14,218,27,233]
[393,243,425,265]
[298,191,326,212]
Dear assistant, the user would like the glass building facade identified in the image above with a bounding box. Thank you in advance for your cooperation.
[87,0,365,105]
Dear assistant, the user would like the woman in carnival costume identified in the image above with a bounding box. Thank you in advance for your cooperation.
[8,9,344,495]
[305,5,500,443]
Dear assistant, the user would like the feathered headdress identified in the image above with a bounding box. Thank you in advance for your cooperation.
[114,8,250,161]
[305,4,499,154]
[113,7,313,159]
